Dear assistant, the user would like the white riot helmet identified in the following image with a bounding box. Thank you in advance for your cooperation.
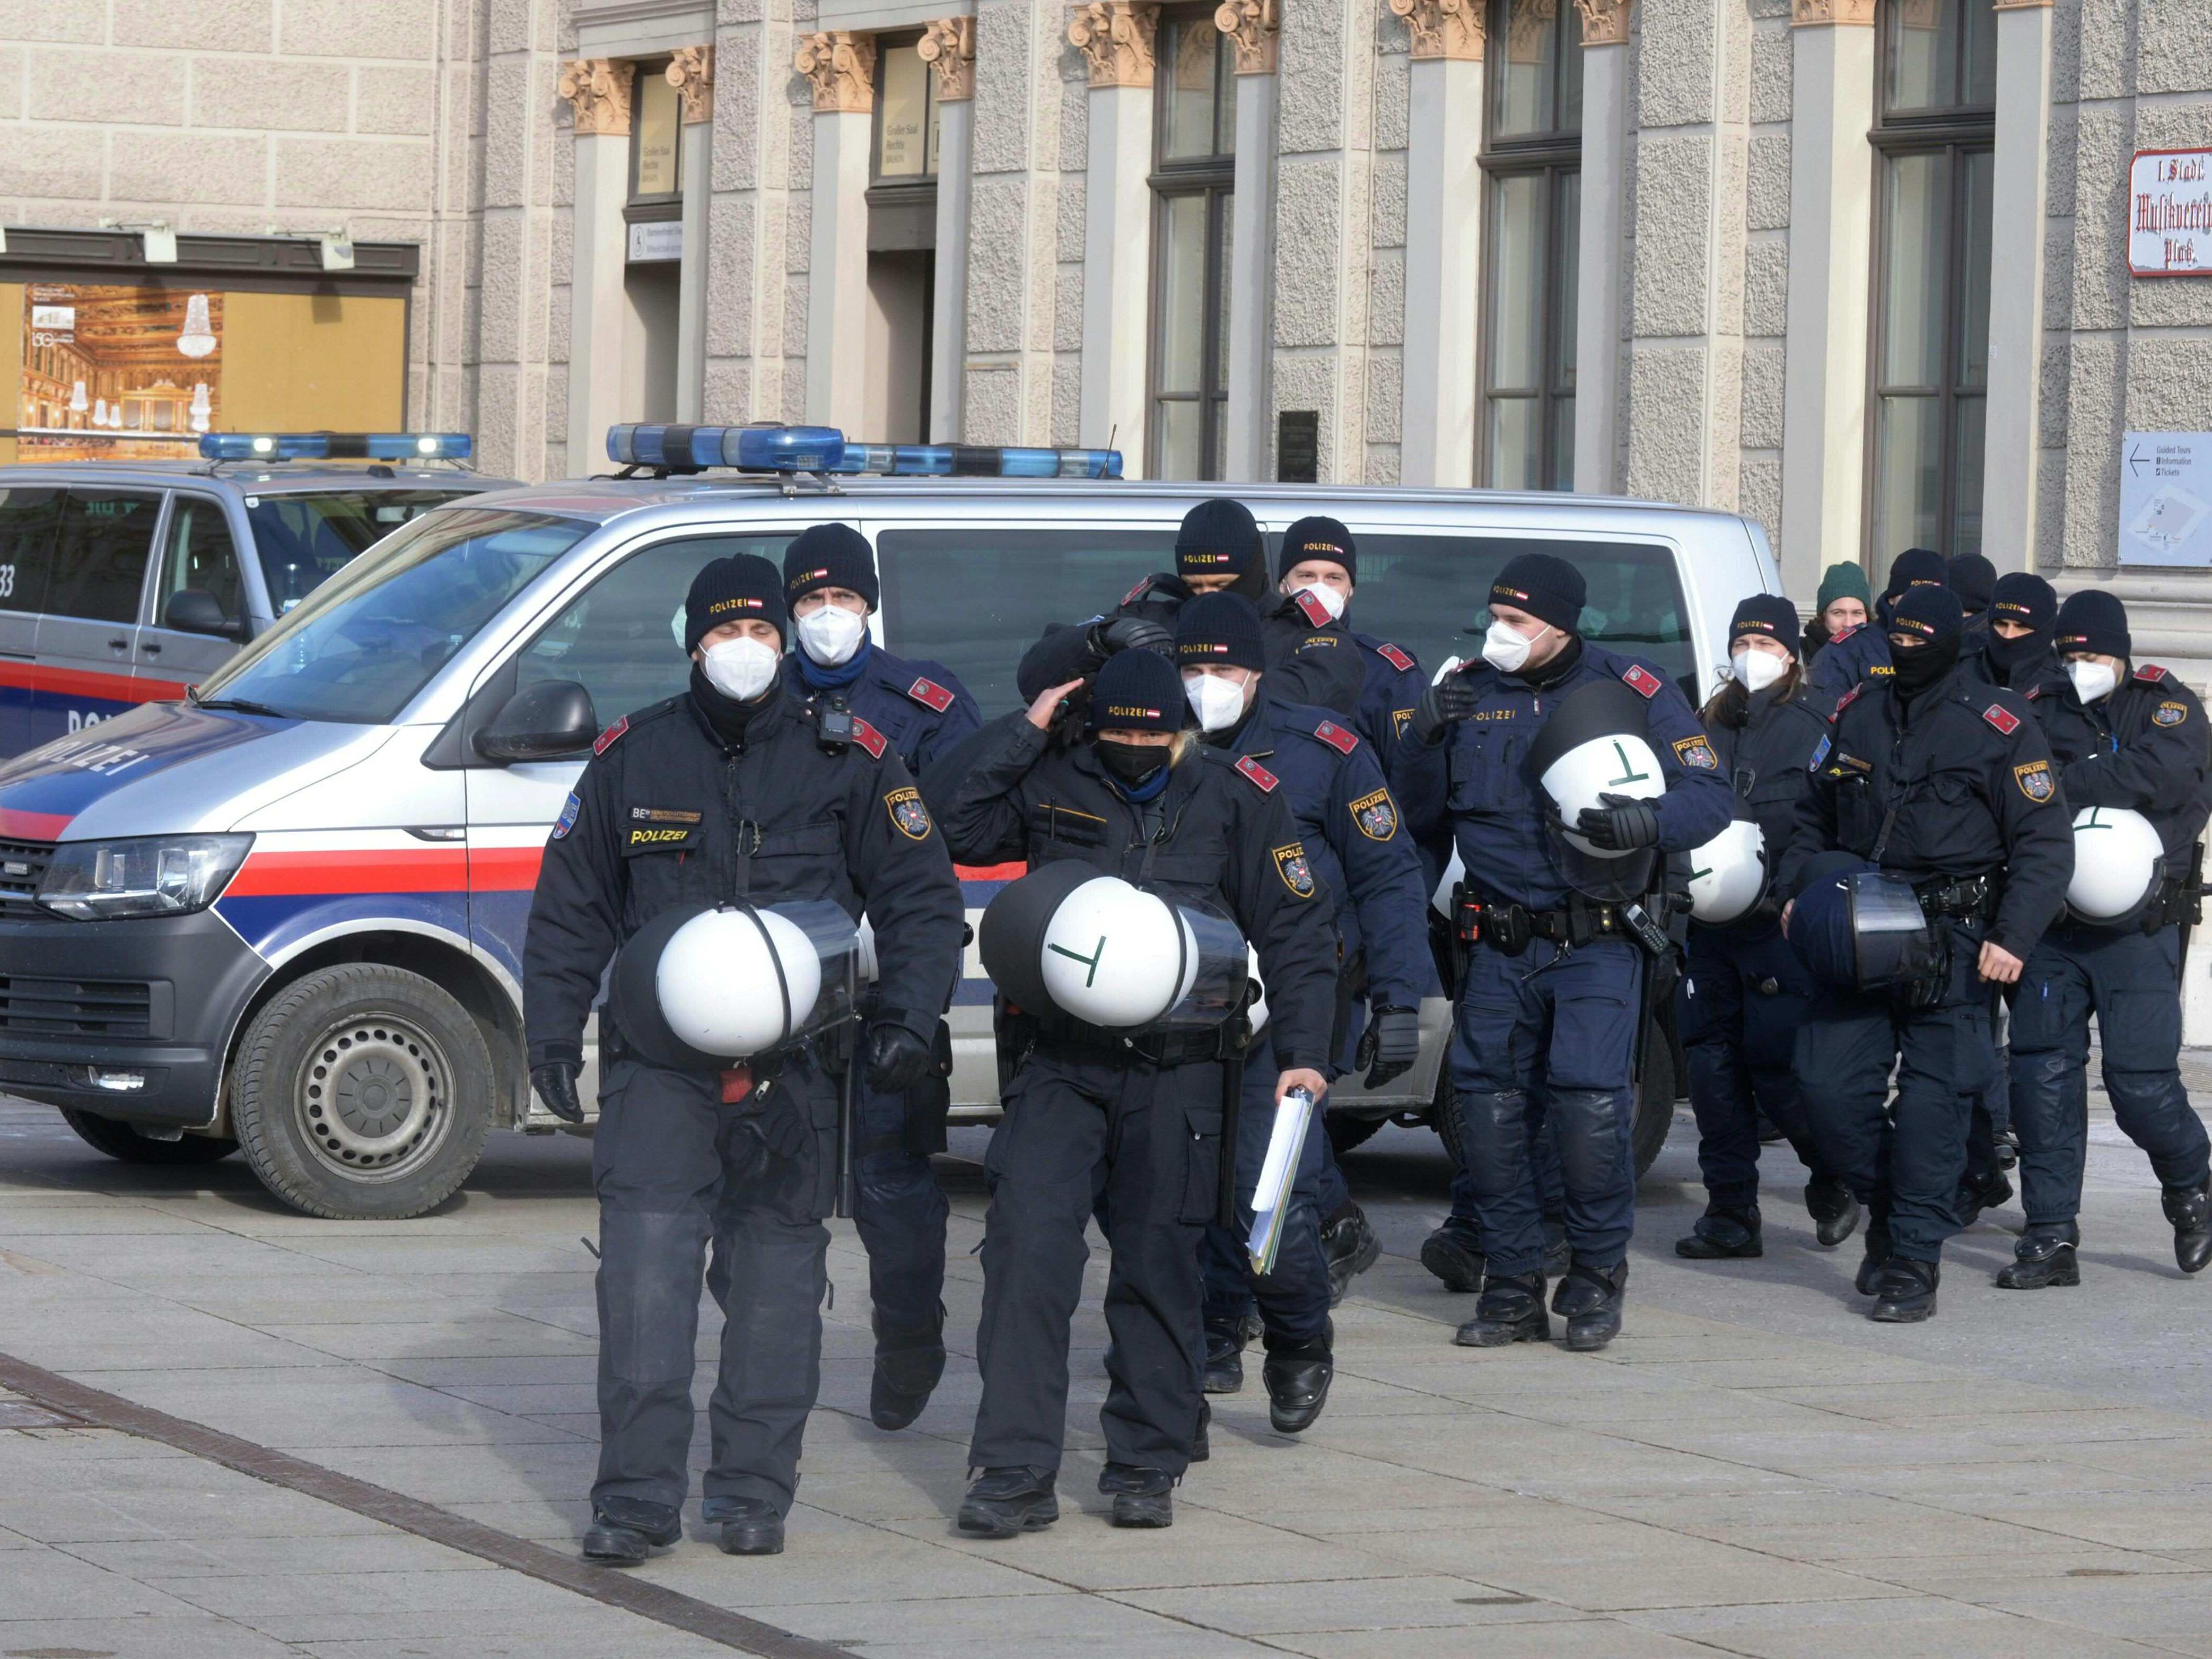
[611,900,860,1069]
[2066,806,2165,924]
[1686,818,1768,925]
[1527,677,1668,860]
[1244,946,1270,1036]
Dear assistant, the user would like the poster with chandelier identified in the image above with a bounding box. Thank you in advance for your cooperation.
[19,284,223,460]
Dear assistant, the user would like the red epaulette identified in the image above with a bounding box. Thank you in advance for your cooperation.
[1314,720,1358,755]
[1623,664,1664,698]
[1830,622,1860,643]
[906,676,955,713]
[1378,642,1416,673]
[851,717,887,759]
[2135,663,2170,683]
[1236,755,1279,792]
[1983,704,2020,735]
[2024,683,2043,701]
[1293,590,1335,627]
[1121,577,1152,607]
[593,715,629,755]
[1834,685,1863,712]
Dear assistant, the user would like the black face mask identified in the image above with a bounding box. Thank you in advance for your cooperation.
[1985,626,2050,681]
[1888,634,1961,700]
[1094,737,1169,787]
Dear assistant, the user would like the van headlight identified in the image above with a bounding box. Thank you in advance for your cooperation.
[37,835,254,920]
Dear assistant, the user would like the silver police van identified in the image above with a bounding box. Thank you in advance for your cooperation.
[0,432,505,757]
[0,424,1778,1218]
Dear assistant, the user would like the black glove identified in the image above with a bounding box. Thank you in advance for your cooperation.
[752,1077,815,1162]
[1576,791,1662,853]
[865,1023,933,1092]
[1089,615,1175,662]
[530,1061,583,1124]
[1359,1006,1421,1089]
[1410,672,1479,744]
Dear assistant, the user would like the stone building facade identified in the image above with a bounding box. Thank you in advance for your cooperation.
[1,0,2207,631]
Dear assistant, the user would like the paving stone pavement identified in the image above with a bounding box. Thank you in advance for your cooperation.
[2,1073,2209,1659]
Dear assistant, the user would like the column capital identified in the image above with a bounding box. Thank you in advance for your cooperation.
[1989,0,2053,10]
[1789,0,1876,24]
[1571,0,1631,46]
[557,58,635,136]
[795,31,877,113]
[1212,0,1279,74]
[667,45,713,124]
[1388,0,1483,63]
[917,16,977,100]
[1069,2,1159,89]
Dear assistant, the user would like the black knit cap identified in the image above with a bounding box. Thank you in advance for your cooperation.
[1088,644,1187,735]
[1885,547,1949,598]
[1489,552,1586,635]
[1888,582,1963,644]
[782,522,879,611]
[1989,571,2058,633]
[1278,515,1357,584]
[1728,593,1800,651]
[1946,553,1996,614]
[685,554,788,653]
[1176,591,1267,674]
[1177,498,1262,581]
[2054,589,2130,660]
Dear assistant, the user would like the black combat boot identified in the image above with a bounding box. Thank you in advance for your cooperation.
[1552,1261,1628,1351]
[1870,1256,1939,1322]
[1453,1273,1549,1347]
[1322,1202,1382,1304]
[581,1496,683,1566]
[1262,1324,1334,1434]
[2165,1181,2212,1274]
[1203,1315,1247,1394]
[705,1496,784,1556]
[870,1304,947,1431]
[1099,1463,1174,1528]
[1995,1224,2080,1289]
[1542,1218,1572,1278]
[957,1467,1059,1538]
[1674,1204,1762,1260]
[1955,1168,2014,1230]
[1854,1218,1894,1296]
[1420,1217,1486,1292]
[1805,1175,1861,1248]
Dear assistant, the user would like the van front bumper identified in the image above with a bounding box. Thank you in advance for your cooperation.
[0,908,268,1128]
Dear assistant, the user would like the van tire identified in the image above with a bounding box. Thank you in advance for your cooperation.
[230,964,495,1220]
[1429,1016,1675,1183]
[59,1110,238,1165]
[1325,1112,1387,1156]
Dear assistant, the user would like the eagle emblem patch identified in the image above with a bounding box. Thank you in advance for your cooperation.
[2014,760,2054,802]
[552,792,581,840]
[1392,708,1415,740]
[2155,701,2188,727]
[1673,736,1720,771]
[1350,787,1398,842]
[1272,842,1316,897]
[886,785,933,840]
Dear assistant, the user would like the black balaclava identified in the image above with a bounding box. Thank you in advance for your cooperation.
[1985,571,2058,682]
[1887,584,1963,703]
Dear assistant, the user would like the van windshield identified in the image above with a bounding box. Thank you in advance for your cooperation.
[247,489,476,613]
[193,509,588,724]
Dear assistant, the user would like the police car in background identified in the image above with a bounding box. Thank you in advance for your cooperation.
[0,423,1778,1218]
[0,432,504,756]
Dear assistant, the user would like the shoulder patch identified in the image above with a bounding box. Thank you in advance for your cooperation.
[1623,664,1664,699]
[1672,735,1720,771]
[1809,733,1831,772]
[1982,703,2021,736]
[1392,708,1415,739]
[1834,684,1864,712]
[2155,700,2189,727]
[1830,622,1860,643]
[2014,759,2054,802]
[1314,720,1359,755]
[851,716,888,759]
[2024,683,2043,701]
[1349,786,1398,841]
[1236,755,1280,793]
[1121,576,1152,607]
[552,791,581,840]
[1298,633,1340,649]
[1293,589,1335,627]
[905,675,955,713]
[885,784,933,840]
[1271,841,1317,897]
[1378,642,1416,673]
[2136,663,2170,683]
[592,715,629,755]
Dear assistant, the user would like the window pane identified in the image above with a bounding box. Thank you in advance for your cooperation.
[1951,394,1986,557]
[1553,169,1580,392]
[248,490,472,613]
[1879,151,1946,389]
[1214,192,1234,395]
[1886,0,1995,112]
[1161,20,1221,161]
[1156,193,1208,397]
[1957,146,1994,390]
[1873,395,1943,558]
[1962,0,1998,106]
[1155,400,1205,483]
[159,498,244,622]
[0,487,62,616]
[878,44,931,178]
[47,491,157,625]
[1489,397,1540,490]
[1487,173,1544,392]
[1218,45,1238,154]
[1549,395,1577,492]
[1494,0,1559,138]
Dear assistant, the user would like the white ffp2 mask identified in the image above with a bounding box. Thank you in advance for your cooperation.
[795,603,868,667]
[702,636,781,702]
[1732,648,1787,694]
[1184,671,1249,733]
[2067,660,2118,704]
[1289,582,1347,623]
[1481,619,1538,675]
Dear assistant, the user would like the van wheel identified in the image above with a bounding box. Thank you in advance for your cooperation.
[230,965,494,1220]
[59,1109,238,1165]
[1325,1112,1387,1156]
[1430,1017,1674,1181]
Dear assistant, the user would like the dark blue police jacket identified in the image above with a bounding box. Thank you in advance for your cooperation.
[1392,640,1734,913]
[1352,632,1425,774]
[1805,621,1891,712]
[780,641,983,775]
[1222,689,1429,1010]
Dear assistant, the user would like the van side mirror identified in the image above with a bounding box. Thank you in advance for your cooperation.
[475,680,599,763]
[164,588,243,639]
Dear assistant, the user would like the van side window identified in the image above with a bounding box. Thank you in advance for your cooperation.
[157,498,245,625]
[0,488,61,616]
[876,528,1178,714]
[513,532,798,727]
[47,491,159,626]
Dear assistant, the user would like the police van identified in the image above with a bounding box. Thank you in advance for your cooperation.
[0,433,503,757]
[0,424,1779,1218]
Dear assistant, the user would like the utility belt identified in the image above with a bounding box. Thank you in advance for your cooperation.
[1007,1003,1243,1069]
[1912,873,1997,924]
[1453,889,1653,956]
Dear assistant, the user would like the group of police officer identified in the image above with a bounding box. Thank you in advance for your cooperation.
[519,510,2212,1565]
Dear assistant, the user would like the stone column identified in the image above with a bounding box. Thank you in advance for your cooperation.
[1572,0,1632,493]
[1982,0,2053,573]
[920,18,976,443]
[797,32,877,431]
[1778,0,1876,596]
[669,47,715,424]
[1071,2,1159,473]
[1390,0,1482,487]
[1218,0,1280,483]
[703,0,800,423]
[559,58,636,473]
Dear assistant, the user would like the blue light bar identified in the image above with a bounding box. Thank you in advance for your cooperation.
[826,442,1122,479]
[605,424,846,472]
[198,432,472,462]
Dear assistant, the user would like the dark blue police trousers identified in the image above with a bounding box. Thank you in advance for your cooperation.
[2008,921,2212,1227]
[1199,1033,1333,1351]
[850,1075,950,1337]
[1678,919,1829,1209]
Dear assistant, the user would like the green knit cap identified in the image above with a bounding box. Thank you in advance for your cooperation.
[1815,561,1872,613]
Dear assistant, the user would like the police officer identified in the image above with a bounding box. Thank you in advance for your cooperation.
[1977,572,2064,694]
[773,523,982,1432]
[1174,593,1427,1430]
[1394,553,1732,1351]
[2003,590,2212,1287]
[1806,548,1950,707]
[1674,595,1860,1259]
[1779,584,2073,1323]
[523,555,965,1564]
[1802,562,1874,671]
[1949,552,1999,674]
[931,647,1339,1535]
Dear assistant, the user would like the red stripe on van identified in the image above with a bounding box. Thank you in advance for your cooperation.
[0,660,188,702]
[468,846,544,891]
[225,848,471,897]
[0,807,75,840]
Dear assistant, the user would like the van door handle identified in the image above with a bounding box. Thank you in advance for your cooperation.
[108,638,129,651]
[140,642,161,656]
